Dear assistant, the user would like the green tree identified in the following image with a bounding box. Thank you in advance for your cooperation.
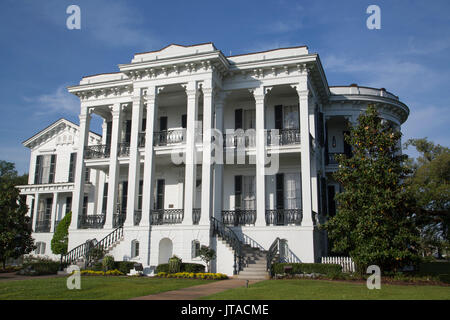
[51,212,71,265]
[0,161,34,268]
[198,245,216,273]
[323,105,420,273]
[404,138,450,257]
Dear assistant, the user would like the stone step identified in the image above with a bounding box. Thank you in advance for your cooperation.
[236,273,270,280]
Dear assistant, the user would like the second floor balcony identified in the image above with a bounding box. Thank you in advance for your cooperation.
[35,219,51,233]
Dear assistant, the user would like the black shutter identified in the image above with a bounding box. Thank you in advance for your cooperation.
[30,199,35,223]
[274,105,283,130]
[82,196,88,215]
[327,186,336,217]
[65,196,72,214]
[49,155,56,183]
[106,121,112,147]
[318,112,324,147]
[102,183,108,214]
[276,174,284,209]
[138,180,143,210]
[34,155,42,184]
[234,175,242,209]
[235,109,243,130]
[125,120,132,143]
[68,153,76,182]
[156,179,165,210]
[181,114,187,129]
[121,181,128,213]
[141,118,147,132]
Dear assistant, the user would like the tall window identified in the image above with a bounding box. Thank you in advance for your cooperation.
[65,196,72,214]
[137,180,143,211]
[284,173,301,209]
[35,242,46,254]
[68,153,76,182]
[191,240,200,259]
[102,183,108,214]
[131,240,139,258]
[84,168,90,183]
[242,176,256,210]
[283,106,299,129]
[34,154,57,184]
[82,196,88,215]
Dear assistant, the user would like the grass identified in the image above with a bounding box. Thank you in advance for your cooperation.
[200,279,450,300]
[0,276,215,300]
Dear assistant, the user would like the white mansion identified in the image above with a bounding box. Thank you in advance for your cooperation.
[18,43,409,277]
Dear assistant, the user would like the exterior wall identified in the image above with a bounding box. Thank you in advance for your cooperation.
[18,44,409,275]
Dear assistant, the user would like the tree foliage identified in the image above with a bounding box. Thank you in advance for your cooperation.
[51,212,71,256]
[0,161,34,268]
[198,245,216,273]
[404,138,450,257]
[323,106,420,272]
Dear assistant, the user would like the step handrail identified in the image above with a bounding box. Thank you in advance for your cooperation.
[210,216,243,274]
[266,237,281,273]
[62,226,123,265]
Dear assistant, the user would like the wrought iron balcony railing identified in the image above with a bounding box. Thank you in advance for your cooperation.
[35,220,51,233]
[223,132,256,148]
[154,129,186,146]
[150,209,184,225]
[222,210,257,226]
[138,132,146,148]
[267,129,301,146]
[79,214,105,229]
[113,213,126,228]
[265,209,302,225]
[85,145,110,159]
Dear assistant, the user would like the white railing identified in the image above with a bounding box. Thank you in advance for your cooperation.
[321,256,355,273]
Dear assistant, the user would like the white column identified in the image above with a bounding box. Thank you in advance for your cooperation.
[296,81,313,227]
[183,81,199,225]
[32,193,40,231]
[105,103,123,229]
[141,86,158,227]
[213,94,225,221]
[200,83,214,225]
[125,90,144,227]
[50,192,58,232]
[254,87,266,227]
[70,107,91,231]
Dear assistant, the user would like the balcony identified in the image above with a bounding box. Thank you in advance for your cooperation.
[193,208,201,225]
[265,209,302,225]
[154,129,186,146]
[113,212,126,228]
[267,129,301,146]
[85,145,110,160]
[79,214,105,229]
[326,152,344,165]
[134,210,142,226]
[150,209,184,225]
[117,143,130,157]
[222,210,257,226]
[35,220,51,233]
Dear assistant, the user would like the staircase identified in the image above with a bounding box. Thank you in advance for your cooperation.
[211,217,270,280]
[63,226,124,266]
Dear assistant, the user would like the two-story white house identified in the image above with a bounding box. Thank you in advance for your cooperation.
[18,43,409,278]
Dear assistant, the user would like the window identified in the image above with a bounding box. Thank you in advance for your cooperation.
[284,173,301,209]
[242,176,256,210]
[283,106,299,129]
[191,240,200,259]
[102,183,108,214]
[131,240,139,258]
[68,153,76,182]
[35,242,46,255]
[138,180,143,211]
[65,196,72,214]
[82,196,88,215]
[84,168,90,183]
[34,154,57,184]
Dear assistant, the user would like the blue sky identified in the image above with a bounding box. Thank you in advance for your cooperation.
[0,0,449,174]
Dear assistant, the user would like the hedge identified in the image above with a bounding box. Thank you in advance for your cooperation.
[271,263,342,276]
[21,257,60,276]
[156,262,205,274]
[418,262,450,276]
[157,272,227,280]
[113,261,136,274]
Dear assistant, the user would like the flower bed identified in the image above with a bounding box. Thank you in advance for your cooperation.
[156,272,228,280]
[73,269,125,276]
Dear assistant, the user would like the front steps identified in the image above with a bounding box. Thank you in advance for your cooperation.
[219,238,270,280]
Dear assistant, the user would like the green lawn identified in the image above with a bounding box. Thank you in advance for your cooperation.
[200,279,450,300]
[0,276,214,300]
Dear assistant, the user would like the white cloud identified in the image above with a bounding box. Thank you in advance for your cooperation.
[24,85,79,116]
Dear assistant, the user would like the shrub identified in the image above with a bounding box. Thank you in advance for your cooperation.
[182,263,205,273]
[418,262,450,276]
[102,255,115,271]
[113,261,136,274]
[156,262,205,274]
[271,263,342,276]
[21,256,60,276]
[438,274,450,284]
[168,255,182,273]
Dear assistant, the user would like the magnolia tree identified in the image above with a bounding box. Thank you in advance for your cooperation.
[323,105,420,273]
